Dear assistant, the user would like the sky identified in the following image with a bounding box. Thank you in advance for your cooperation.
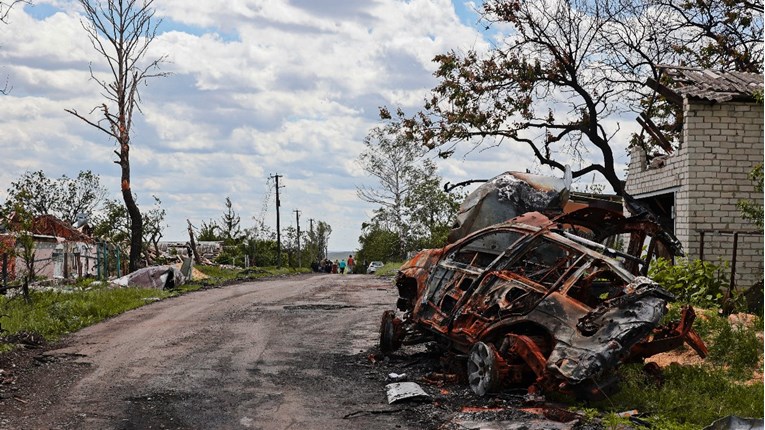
[0,0,636,252]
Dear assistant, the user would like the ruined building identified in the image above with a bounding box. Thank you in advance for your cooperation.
[626,66,764,289]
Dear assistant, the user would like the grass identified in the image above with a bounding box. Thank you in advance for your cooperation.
[0,285,172,352]
[582,306,764,429]
[0,265,309,352]
[373,261,403,276]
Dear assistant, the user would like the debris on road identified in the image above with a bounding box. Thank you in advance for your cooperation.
[111,265,186,290]
[387,372,407,382]
[385,382,430,404]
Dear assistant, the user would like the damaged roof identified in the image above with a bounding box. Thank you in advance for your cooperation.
[648,66,764,103]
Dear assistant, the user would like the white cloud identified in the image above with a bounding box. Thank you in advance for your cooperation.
[2,0,580,251]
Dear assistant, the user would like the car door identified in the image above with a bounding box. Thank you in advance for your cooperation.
[416,229,524,332]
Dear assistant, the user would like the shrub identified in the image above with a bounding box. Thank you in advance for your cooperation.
[648,258,729,309]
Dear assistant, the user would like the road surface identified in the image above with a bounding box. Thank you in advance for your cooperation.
[0,274,418,430]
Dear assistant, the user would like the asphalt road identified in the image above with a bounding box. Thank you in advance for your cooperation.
[1,274,416,430]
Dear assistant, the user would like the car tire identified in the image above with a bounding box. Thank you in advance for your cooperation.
[379,310,402,354]
[467,341,503,396]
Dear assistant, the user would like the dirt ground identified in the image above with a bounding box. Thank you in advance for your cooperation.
[0,274,605,430]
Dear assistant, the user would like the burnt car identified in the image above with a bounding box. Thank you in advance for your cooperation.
[379,210,707,399]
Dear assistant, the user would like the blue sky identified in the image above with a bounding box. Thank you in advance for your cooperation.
[0,0,629,251]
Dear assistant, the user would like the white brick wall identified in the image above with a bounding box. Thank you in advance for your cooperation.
[627,100,764,289]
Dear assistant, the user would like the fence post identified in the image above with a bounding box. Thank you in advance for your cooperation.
[97,242,102,280]
[2,253,7,294]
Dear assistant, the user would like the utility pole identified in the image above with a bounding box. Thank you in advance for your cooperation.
[294,210,301,268]
[270,174,283,267]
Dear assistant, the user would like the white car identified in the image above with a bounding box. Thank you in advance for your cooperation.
[367,261,384,274]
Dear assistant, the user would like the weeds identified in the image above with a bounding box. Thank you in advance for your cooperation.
[598,364,763,428]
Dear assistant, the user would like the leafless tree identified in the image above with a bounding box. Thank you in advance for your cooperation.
[65,0,168,272]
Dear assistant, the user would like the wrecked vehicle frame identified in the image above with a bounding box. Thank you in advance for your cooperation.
[380,210,707,399]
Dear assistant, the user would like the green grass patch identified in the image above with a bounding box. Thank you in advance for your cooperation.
[594,364,763,428]
[1,285,171,343]
[374,262,403,276]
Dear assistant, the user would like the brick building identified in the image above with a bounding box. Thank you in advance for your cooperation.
[626,67,763,289]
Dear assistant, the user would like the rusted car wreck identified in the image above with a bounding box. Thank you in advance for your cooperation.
[380,173,707,399]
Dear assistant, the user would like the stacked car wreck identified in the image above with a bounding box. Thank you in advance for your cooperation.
[380,171,708,399]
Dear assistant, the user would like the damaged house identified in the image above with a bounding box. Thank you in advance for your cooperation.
[1,214,100,282]
[627,66,764,290]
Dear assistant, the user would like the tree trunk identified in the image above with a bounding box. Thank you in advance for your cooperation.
[187,219,202,265]
[120,144,143,273]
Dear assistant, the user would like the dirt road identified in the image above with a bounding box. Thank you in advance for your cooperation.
[1,274,422,430]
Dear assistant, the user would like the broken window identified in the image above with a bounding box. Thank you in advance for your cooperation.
[502,238,583,289]
[429,230,524,314]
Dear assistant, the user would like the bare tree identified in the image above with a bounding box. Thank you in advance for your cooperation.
[65,0,168,272]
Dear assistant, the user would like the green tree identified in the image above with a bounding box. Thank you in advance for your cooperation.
[4,198,36,302]
[92,194,165,265]
[356,224,401,264]
[304,220,332,263]
[357,124,460,258]
[3,170,107,225]
[220,197,242,243]
[737,163,764,228]
[197,219,221,241]
[66,0,168,272]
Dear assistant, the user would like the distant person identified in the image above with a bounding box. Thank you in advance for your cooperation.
[339,259,346,274]
[347,255,355,273]
[332,260,338,274]
[324,259,332,273]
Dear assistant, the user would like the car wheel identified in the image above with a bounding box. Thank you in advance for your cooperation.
[468,341,503,396]
[379,310,402,354]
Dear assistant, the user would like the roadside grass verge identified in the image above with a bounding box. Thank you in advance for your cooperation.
[0,286,172,352]
[373,262,403,276]
[0,265,310,352]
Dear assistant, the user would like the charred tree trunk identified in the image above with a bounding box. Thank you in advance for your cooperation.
[119,141,143,272]
[187,219,202,265]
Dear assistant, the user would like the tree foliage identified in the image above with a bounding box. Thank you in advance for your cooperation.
[737,163,764,229]
[92,194,166,264]
[356,124,461,260]
[3,170,107,225]
[382,0,762,204]
[66,0,168,271]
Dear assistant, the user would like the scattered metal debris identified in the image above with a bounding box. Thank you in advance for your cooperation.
[111,265,186,290]
[380,206,707,399]
[385,382,430,404]
[387,372,407,382]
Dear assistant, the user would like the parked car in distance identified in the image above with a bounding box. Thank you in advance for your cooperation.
[367,261,384,274]
[379,210,706,400]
